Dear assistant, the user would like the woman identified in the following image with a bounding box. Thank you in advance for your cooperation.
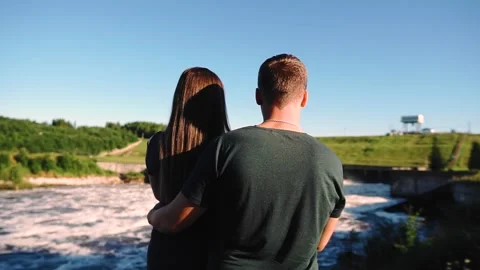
[145,67,230,270]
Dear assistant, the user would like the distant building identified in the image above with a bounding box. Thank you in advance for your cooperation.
[421,128,435,134]
[387,129,404,136]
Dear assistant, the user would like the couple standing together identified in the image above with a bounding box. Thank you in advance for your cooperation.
[145,54,346,270]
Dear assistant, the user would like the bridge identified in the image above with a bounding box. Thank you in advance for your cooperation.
[343,164,471,197]
[342,164,427,183]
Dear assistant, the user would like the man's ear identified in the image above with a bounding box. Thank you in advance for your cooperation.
[300,90,308,107]
[255,88,263,105]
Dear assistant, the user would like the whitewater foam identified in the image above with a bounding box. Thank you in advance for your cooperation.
[0,180,406,269]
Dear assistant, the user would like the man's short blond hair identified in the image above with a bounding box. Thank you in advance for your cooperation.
[257,54,308,108]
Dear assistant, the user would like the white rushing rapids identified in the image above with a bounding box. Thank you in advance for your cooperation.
[0,180,406,269]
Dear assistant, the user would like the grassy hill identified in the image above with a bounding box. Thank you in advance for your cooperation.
[320,133,480,169]
[96,133,480,170]
[320,133,456,167]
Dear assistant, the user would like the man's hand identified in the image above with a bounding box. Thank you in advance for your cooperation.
[146,192,206,234]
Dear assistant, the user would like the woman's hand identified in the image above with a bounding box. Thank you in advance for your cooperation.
[147,208,156,225]
[147,202,164,226]
[145,193,206,234]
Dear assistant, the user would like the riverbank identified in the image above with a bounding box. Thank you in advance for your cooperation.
[0,149,149,190]
[27,176,124,186]
[334,201,480,270]
[0,174,146,190]
[0,180,67,190]
[331,171,480,269]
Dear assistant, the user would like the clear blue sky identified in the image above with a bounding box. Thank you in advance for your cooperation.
[1,0,478,136]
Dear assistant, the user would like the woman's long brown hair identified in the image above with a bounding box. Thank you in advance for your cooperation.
[158,67,230,204]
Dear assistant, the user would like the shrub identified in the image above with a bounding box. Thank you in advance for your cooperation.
[40,155,57,172]
[27,158,43,174]
[0,164,26,184]
[8,165,25,184]
[55,154,103,176]
[56,154,79,172]
[0,167,9,181]
[0,153,12,170]
[14,148,29,166]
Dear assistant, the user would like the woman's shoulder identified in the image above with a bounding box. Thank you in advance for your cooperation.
[147,131,164,146]
[145,131,164,174]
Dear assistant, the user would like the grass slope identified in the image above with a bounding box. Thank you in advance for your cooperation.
[96,140,148,164]
[94,133,480,170]
[319,133,459,167]
[320,133,480,168]
[453,134,480,170]
[93,134,480,170]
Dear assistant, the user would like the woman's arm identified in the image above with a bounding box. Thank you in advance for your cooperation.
[147,192,206,234]
[145,132,163,201]
[148,174,162,201]
[317,217,339,252]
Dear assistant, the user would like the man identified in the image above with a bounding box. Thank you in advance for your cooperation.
[148,54,346,269]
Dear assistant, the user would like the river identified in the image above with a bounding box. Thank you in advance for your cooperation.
[0,180,406,269]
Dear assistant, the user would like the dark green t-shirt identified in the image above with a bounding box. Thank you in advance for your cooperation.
[182,126,346,270]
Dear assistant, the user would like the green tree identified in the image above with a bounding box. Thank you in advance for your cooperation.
[106,122,122,129]
[122,121,166,138]
[51,118,74,128]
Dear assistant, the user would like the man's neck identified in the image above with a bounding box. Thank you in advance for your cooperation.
[257,104,303,132]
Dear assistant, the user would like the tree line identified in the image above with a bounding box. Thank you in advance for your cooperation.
[106,121,166,138]
[0,117,128,154]
[0,116,166,155]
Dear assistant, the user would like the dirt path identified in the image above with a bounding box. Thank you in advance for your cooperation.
[97,139,143,157]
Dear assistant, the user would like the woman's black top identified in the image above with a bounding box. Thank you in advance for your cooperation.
[145,131,209,270]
